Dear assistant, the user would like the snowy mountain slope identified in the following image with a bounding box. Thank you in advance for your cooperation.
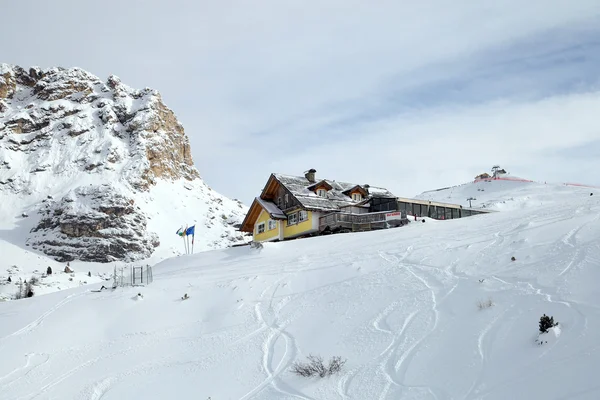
[0,183,599,399]
[416,177,596,211]
[0,64,249,270]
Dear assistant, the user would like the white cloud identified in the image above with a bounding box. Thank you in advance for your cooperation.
[2,0,600,202]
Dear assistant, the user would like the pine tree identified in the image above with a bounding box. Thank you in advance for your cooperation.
[539,314,557,333]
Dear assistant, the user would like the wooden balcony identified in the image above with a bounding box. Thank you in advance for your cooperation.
[319,210,407,233]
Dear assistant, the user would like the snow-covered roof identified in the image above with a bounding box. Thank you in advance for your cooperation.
[273,173,396,212]
[255,197,286,219]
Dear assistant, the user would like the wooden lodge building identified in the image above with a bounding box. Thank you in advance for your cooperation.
[240,169,492,243]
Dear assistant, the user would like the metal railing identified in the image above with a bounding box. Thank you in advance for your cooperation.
[319,210,404,230]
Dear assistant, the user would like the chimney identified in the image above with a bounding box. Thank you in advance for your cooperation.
[304,168,316,183]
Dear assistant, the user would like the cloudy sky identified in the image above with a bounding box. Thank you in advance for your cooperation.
[3,1,600,204]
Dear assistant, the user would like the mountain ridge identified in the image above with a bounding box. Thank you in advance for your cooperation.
[0,64,249,263]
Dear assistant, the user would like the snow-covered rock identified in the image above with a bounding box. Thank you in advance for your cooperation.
[0,64,250,262]
[29,184,159,262]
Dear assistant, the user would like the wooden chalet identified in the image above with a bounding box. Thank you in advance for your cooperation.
[240,169,494,244]
[239,169,407,242]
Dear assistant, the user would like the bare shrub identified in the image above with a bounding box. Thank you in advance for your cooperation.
[14,281,23,300]
[477,298,494,310]
[291,354,346,378]
[29,275,39,285]
[13,278,34,299]
[327,356,346,375]
[25,279,35,298]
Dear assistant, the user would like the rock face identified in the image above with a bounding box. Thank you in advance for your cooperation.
[0,64,198,191]
[0,64,249,262]
[30,185,159,262]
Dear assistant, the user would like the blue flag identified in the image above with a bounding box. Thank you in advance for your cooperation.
[186,225,195,244]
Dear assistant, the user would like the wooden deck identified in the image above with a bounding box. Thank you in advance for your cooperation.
[319,211,407,233]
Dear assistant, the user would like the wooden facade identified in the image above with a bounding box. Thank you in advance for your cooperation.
[261,175,304,213]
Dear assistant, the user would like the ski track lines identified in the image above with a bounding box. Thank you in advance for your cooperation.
[471,277,590,398]
[369,251,444,400]
[336,304,420,400]
[0,353,50,392]
[239,277,313,400]
[558,212,600,277]
[3,292,84,340]
[88,377,113,400]
[464,306,514,400]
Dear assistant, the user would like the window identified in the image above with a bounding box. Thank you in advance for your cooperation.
[287,213,298,226]
[317,189,327,198]
[256,222,265,234]
[268,219,277,230]
[299,210,308,222]
[352,193,362,201]
[277,197,282,208]
[413,203,423,217]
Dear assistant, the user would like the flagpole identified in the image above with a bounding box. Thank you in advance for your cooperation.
[177,226,187,255]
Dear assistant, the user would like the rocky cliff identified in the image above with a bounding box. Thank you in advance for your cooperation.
[0,64,249,262]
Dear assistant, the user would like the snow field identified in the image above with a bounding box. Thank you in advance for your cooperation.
[0,181,599,399]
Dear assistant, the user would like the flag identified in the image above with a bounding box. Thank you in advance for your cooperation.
[185,225,195,236]
[186,225,195,243]
[176,227,183,236]
[186,225,195,244]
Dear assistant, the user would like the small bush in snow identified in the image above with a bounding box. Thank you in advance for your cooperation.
[47,266,52,275]
[13,278,35,299]
[477,298,494,310]
[25,278,35,297]
[14,281,24,300]
[539,314,558,333]
[291,355,346,378]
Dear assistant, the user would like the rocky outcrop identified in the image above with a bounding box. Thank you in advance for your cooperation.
[0,64,250,262]
[29,185,159,262]
[0,63,198,191]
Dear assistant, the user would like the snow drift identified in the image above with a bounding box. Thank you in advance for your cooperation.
[0,180,598,399]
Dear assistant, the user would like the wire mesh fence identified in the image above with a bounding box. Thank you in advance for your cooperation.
[113,265,153,287]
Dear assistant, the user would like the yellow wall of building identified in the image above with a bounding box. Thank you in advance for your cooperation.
[254,210,280,242]
[283,210,314,239]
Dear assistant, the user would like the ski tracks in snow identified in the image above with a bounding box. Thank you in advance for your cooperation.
[464,305,515,400]
[240,277,312,400]
[2,292,85,341]
[368,250,447,400]
[558,212,600,277]
[0,353,50,392]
